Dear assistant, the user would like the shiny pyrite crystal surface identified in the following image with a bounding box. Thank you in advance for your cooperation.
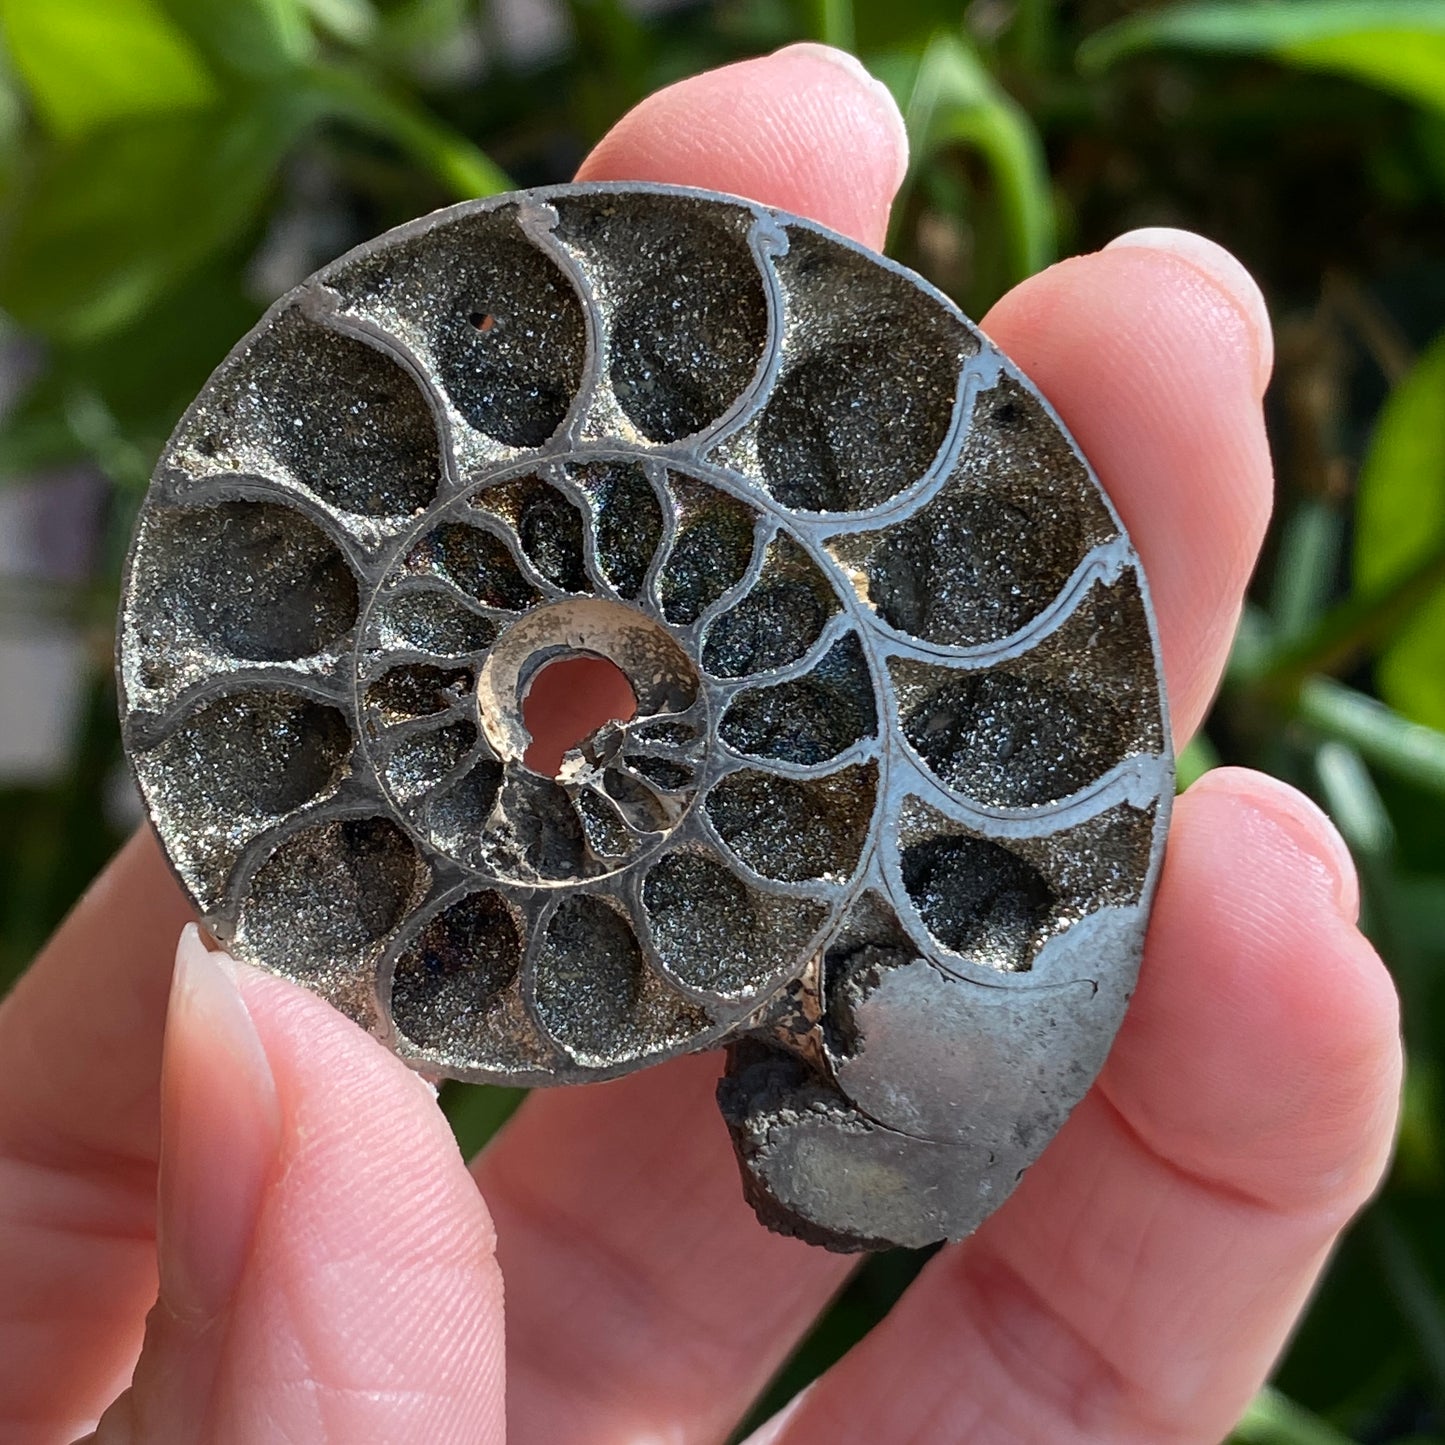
[118,183,1173,1251]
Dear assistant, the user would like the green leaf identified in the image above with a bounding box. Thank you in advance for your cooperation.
[0,0,216,138]
[305,64,510,198]
[1083,0,1445,60]
[0,258,260,491]
[1176,734,1220,790]
[1270,499,1344,643]
[1081,1,1445,115]
[0,90,319,342]
[1299,678,1445,798]
[1376,584,1445,729]
[902,30,1056,280]
[375,0,468,54]
[1314,740,1395,859]
[300,0,377,48]
[1289,27,1445,112]
[0,408,81,480]
[1231,1386,1356,1444]
[1354,332,1445,728]
[1231,1386,1356,1445]
[157,0,315,81]
[848,0,961,53]
[0,33,23,159]
[441,1083,526,1156]
[812,0,855,52]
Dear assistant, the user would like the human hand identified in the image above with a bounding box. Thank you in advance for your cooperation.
[0,44,1401,1445]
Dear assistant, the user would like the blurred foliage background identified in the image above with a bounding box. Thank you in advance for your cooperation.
[0,0,1444,1440]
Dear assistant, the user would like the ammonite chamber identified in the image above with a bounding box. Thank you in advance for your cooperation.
[118,183,1172,1251]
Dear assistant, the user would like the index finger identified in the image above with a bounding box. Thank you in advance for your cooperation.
[982,233,1274,741]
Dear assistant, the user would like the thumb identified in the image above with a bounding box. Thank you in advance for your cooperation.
[88,927,505,1444]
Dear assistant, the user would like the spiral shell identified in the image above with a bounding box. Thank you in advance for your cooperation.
[118,184,1172,1250]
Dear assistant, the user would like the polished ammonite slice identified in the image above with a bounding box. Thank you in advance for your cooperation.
[118,183,1173,1251]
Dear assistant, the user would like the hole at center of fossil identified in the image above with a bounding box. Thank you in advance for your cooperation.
[475,596,701,778]
[521,654,637,778]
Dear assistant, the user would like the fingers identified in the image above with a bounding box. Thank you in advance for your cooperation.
[475,45,908,1444]
[1098,770,1381,1208]
[0,829,190,1163]
[476,1055,852,1445]
[0,39,1284,1445]
[91,931,504,1445]
[982,233,1275,743]
[577,42,908,251]
[488,51,1280,1441]
[757,771,1401,1445]
[0,830,192,1439]
[586,68,1272,746]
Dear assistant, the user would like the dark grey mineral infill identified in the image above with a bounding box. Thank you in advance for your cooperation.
[117,182,1174,1251]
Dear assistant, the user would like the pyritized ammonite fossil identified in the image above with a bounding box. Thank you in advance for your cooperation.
[118,183,1173,1251]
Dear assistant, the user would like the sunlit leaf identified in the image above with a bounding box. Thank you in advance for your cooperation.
[0,91,321,342]
[1081,1,1445,114]
[1354,332,1445,729]
[1231,1386,1357,1444]
[0,0,216,138]
[300,0,378,48]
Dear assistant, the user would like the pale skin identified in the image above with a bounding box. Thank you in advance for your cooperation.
[0,44,1403,1445]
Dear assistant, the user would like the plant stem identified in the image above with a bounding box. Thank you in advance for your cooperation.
[307,66,511,199]
[814,0,854,52]
[1253,538,1445,693]
[949,102,1057,279]
[904,33,1057,282]
[1313,740,1394,859]
[1269,497,1343,644]
[1298,677,1445,796]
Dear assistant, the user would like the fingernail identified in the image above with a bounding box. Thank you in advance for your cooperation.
[1106,227,1273,394]
[774,42,910,191]
[1212,769,1361,923]
[158,925,281,1324]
